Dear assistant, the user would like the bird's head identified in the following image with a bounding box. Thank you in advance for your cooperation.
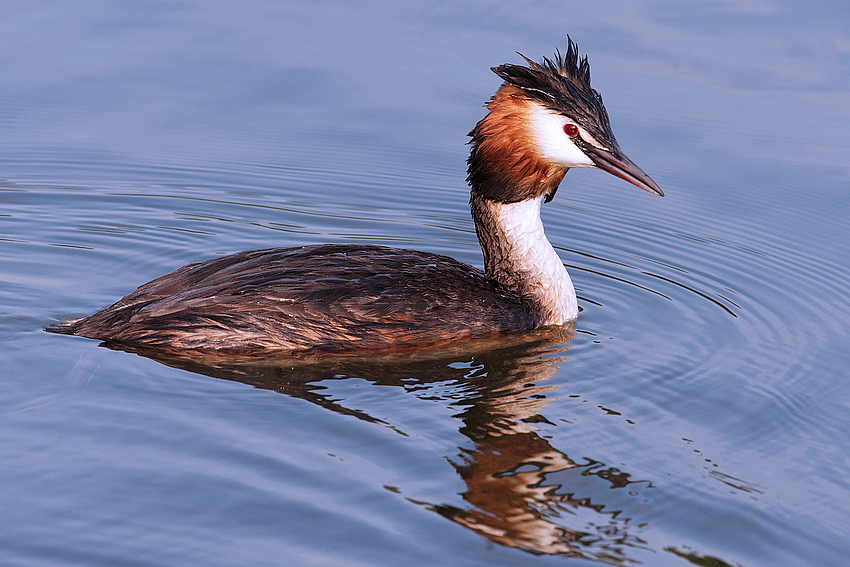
[467,37,663,203]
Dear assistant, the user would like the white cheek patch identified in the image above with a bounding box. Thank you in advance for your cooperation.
[528,106,596,169]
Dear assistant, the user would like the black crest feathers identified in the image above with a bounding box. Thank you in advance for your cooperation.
[492,36,615,146]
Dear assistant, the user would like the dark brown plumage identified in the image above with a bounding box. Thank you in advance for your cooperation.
[48,244,534,353]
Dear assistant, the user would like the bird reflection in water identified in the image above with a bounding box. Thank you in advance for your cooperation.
[110,324,654,562]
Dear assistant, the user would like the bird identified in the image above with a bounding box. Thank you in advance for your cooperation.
[47,38,663,354]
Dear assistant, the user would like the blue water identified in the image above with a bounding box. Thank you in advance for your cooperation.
[2,1,850,566]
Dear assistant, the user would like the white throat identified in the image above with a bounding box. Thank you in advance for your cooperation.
[472,195,578,325]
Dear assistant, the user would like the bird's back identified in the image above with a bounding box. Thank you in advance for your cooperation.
[48,244,535,353]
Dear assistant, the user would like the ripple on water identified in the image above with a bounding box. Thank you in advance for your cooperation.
[554,188,850,454]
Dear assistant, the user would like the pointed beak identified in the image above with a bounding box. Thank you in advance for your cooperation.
[583,144,664,197]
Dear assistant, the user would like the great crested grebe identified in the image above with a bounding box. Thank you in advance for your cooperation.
[48,39,663,353]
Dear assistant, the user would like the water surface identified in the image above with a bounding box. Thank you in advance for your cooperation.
[2,1,850,566]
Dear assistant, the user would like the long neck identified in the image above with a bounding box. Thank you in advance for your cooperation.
[470,192,577,325]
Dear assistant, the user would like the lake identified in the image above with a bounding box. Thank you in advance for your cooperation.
[1,1,849,566]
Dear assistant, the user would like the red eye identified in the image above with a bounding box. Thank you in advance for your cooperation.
[563,124,579,137]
